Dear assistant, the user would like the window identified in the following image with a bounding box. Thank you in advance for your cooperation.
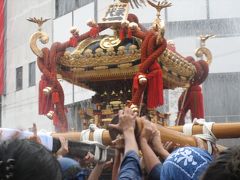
[29,61,36,87]
[16,66,23,91]
[55,0,94,18]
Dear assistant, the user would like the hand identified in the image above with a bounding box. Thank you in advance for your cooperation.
[28,123,41,144]
[56,136,69,156]
[94,159,113,171]
[194,137,206,150]
[111,134,124,150]
[109,107,137,132]
[139,118,154,142]
[194,136,219,157]
[83,152,95,165]
[103,159,113,169]
[146,122,169,159]
[151,127,163,152]
[163,141,180,153]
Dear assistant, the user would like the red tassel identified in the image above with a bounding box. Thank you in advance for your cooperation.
[53,110,68,132]
[39,76,52,115]
[177,85,204,125]
[119,29,125,40]
[127,29,132,39]
[146,63,163,108]
[52,112,59,126]
[189,85,204,119]
[89,27,99,38]
[132,73,140,97]
[52,92,60,104]
[69,37,78,47]
[39,78,46,114]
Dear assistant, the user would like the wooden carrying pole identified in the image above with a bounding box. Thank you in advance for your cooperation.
[52,128,194,147]
[52,122,240,146]
[51,131,112,146]
[52,127,197,147]
[168,122,240,139]
[52,122,240,147]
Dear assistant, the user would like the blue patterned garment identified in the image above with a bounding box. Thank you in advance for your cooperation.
[58,157,90,180]
[160,147,213,180]
[118,150,142,180]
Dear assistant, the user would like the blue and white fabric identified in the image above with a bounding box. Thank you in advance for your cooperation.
[161,147,212,180]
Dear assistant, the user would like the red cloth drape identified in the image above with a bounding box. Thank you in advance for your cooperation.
[0,0,4,95]
[177,85,204,125]
[146,62,163,108]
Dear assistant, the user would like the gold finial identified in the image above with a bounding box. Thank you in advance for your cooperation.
[147,0,172,19]
[27,17,50,31]
[119,0,146,8]
[195,34,215,65]
[199,34,216,47]
[148,1,172,45]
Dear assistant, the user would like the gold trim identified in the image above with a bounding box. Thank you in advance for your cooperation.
[159,49,196,78]
[74,35,107,54]
[93,66,108,70]
[118,63,132,68]
[100,36,121,49]
[195,47,212,65]
[57,35,198,89]
[59,52,140,68]
[68,65,139,81]
[29,31,49,58]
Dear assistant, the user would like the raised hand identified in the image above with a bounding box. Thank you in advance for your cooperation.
[28,123,42,144]
[56,136,69,157]
[111,134,125,150]
[109,107,138,132]
[139,118,155,142]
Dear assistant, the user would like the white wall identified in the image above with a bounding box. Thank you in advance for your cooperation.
[209,0,240,19]
[168,0,207,21]
[170,36,240,73]
[2,0,55,131]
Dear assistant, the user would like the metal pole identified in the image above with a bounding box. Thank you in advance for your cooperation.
[206,0,210,19]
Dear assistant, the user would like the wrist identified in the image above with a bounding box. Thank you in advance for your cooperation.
[140,138,148,145]
[155,147,169,160]
[96,163,105,169]
[123,127,135,136]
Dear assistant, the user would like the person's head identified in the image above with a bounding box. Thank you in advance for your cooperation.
[0,139,62,180]
[161,146,213,180]
[201,145,240,180]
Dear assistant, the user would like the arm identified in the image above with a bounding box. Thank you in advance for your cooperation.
[112,150,122,180]
[138,119,163,180]
[109,108,139,155]
[118,127,142,179]
[123,128,138,155]
[140,138,160,173]
[55,136,68,158]
[151,131,170,161]
[88,163,104,180]
[109,108,142,180]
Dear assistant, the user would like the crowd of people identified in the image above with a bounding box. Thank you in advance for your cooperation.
[0,107,240,180]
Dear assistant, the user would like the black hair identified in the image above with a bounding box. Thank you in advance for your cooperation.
[201,145,240,180]
[0,139,63,180]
